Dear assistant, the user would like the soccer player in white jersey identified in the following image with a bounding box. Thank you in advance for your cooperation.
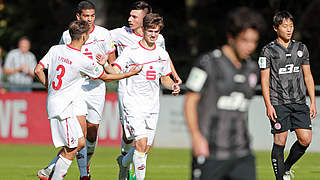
[34,20,141,180]
[110,1,182,167]
[37,1,117,180]
[106,13,180,180]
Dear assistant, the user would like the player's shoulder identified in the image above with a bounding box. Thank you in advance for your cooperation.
[157,34,165,41]
[195,49,222,68]
[291,39,307,48]
[94,25,110,32]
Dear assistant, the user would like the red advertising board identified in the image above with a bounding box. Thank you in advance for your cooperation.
[0,92,121,146]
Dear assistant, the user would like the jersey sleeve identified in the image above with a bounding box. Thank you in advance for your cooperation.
[258,46,272,70]
[185,54,211,92]
[104,30,116,54]
[112,48,131,71]
[157,34,166,50]
[160,52,172,76]
[39,47,54,69]
[110,28,121,45]
[301,44,310,65]
[80,57,104,79]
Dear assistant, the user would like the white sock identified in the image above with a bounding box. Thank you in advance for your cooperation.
[133,150,147,180]
[121,138,133,154]
[76,147,87,177]
[86,139,97,165]
[47,149,63,170]
[123,147,136,167]
[51,155,72,180]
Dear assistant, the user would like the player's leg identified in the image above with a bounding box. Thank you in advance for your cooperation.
[37,148,64,179]
[269,104,291,180]
[50,116,85,179]
[86,121,99,164]
[118,94,134,155]
[133,137,148,180]
[76,115,89,179]
[77,94,103,179]
[284,104,312,173]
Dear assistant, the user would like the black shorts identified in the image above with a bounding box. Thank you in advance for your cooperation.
[191,154,256,180]
[270,103,312,134]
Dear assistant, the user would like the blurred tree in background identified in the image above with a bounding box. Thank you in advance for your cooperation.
[0,0,319,84]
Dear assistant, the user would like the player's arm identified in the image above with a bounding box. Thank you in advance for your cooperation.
[34,63,48,89]
[160,75,180,96]
[260,68,277,122]
[98,65,141,82]
[184,92,209,157]
[169,57,182,85]
[302,65,317,119]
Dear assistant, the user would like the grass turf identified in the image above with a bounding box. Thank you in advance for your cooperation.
[0,145,320,179]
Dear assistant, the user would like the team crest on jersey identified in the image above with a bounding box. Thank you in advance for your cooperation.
[274,123,281,130]
[297,50,303,57]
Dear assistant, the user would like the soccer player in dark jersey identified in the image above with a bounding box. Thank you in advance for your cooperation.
[184,7,265,180]
[259,11,316,180]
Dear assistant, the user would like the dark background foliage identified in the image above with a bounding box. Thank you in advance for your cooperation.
[1,0,319,84]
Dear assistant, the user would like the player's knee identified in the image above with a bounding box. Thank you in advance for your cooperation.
[298,137,311,147]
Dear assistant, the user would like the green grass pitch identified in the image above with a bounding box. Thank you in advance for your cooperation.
[0,144,320,179]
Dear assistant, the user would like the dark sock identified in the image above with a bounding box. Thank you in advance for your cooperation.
[284,141,308,171]
[271,143,285,180]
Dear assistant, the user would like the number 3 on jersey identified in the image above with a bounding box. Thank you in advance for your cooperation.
[53,65,65,90]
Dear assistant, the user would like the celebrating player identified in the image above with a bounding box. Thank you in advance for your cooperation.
[184,7,265,180]
[34,20,141,180]
[110,2,182,177]
[259,11,316,180]
[104,13,180,180]
[37,1,118,179]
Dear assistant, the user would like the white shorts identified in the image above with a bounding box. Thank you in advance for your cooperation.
[123,112,158,146]
[86,96,104,124]
[82,79,106,124]
[50,116,84,148]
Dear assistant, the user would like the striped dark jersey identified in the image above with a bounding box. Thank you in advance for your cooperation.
[186,48,258,160]
[259,40,310,105]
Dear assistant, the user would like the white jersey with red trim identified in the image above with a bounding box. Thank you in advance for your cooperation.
[112,42,172,114]
[110,26,165,56]
[110,26,166,98]
[39,44,104,119]
[60,25,116,95]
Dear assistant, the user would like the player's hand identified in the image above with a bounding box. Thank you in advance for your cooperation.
[172,83,180,96]
[174,75,182,85]
[266,104,277,122]
[128,65,143,75]
[96,54,108,66]
[192,133,209,158]
[309,103,317,120]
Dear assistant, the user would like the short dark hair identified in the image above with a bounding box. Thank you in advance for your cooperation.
[226,7,265,38]
[273,11,294,28]
[69,20,90,40]
[143,13,164,30]
[76,0,95,15]
[131,1,152,14]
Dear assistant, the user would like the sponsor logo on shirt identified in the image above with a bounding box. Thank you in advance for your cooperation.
[278,64,299,74]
